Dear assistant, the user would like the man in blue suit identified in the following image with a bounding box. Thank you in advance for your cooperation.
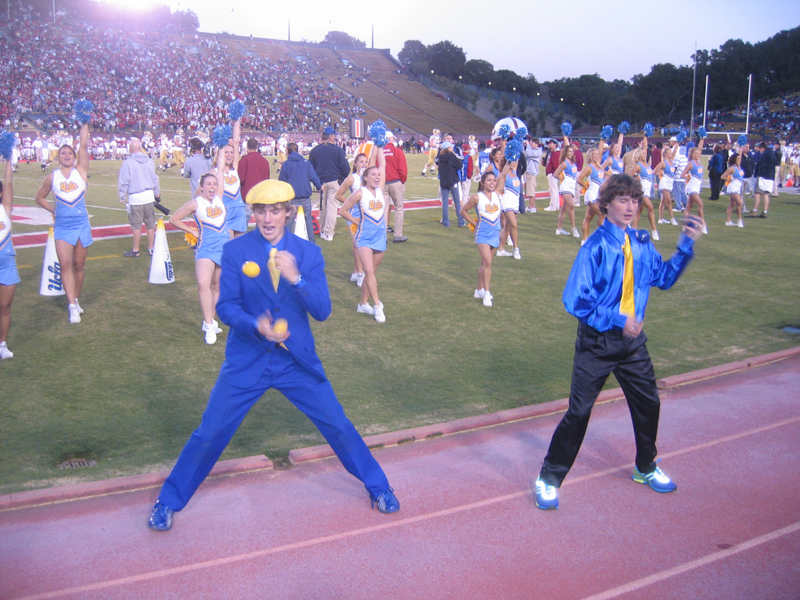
[148,180,399,531]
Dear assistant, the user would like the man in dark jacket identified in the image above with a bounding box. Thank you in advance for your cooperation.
[279,143,321,241]
[752,142,777,217]
[436,141,466,227]
[708,144,725,200]
[309,127,350,242]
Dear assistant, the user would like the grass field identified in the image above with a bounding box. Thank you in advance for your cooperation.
[2,152,798,495]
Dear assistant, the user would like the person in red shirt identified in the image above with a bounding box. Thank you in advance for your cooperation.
[544,139,561,211]
[382,131,408,242]
[238,138,270,225]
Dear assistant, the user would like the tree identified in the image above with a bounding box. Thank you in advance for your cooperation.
[321,31,366,48]
[547,74,620,124]
[604,94,645,125]
[630,63,693,122]
[398,40,429,74]
[427,40,466,80]
[463,59,494,87]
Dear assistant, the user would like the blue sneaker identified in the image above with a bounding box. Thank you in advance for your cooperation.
[535,477,559,510]
[371,488,400,514]
[632,466,677,493]
[148,500,174,531]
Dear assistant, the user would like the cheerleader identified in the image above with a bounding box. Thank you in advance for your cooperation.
[680,139,707,233]
[0,159,17,358]
[216,120,247,238]
[553,136,580,237]
[576,141,606,243]
[34,122,92,324]
[334,151,373,288]
[491,148,523,259]
[602,133,625,176]
[722,153,745,228]
[630,142,659,240]
[339,148,388,323]
[459,169,509,307]
[168,148,230,344]
[654,147,679,226]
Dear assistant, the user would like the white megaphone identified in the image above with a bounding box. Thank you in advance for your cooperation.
[39,226,65,296]
[294,205,308,241]
[149,218,175,284]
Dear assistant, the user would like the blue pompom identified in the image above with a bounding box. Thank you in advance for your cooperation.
[600,125,614,141]
[368,119,387,147]
[498,124,511,140]
[228,99,246,122]
[73,99,94,125]
[618,121,630,134]
[737,134,748,146]
[515,126,528,139]
[560,122,572,136]
[504,138,523,163]
[0,130,16,160]
[697,126,708,139]
[212,124,233,148]
[643,123,654,138]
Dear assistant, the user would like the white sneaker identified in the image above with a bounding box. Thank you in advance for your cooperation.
[670,218,679,226]
[357,303,375,315]
[652,230,660,241]
[571,228,580,238]
[74,299,84,314]
[725,221,736,227]
[212,319,222,334]
[204,325,217,345]
[555,228,570,236]
[701,225,708,234]
[506,236,513,246]
[320,232,334,241]
[0,342,13,360]
[356,273,365,288]
[483,292,493,307]
[496,249,512,257]
[737,219,744,228]
[543,206,558,211]
[580,239,586,246]
[658,219,669,224]
[68,304,81,324]
[513,248,521,260]
[473,288,485,299]
[374,302,386,323]
[526,207,537,213]
[349,273,359,282]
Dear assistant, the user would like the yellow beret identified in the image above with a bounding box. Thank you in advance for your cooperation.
[246,180,296,205]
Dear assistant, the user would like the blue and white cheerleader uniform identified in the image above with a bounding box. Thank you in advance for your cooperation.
[658,160,675,192]
[0,204,20,286]
[558,161,578,197]
[474,191,502,248]
[638,161,654,197]
[221,168,247,233]
[686,160,704,196]
[584,164,605,205]
[727,166,744,196]
[354,187,387,252]
[52,168,92,247]
[608,156,624,175]
[492,165,521,212]
[194,194,230,265]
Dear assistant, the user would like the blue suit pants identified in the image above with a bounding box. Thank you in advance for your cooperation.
[159,348,389,510]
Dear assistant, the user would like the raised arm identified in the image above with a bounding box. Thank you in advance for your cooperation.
[377,146,386,190]
[232,120,241,169]
[76,123,89,181]
[2,160,12,213]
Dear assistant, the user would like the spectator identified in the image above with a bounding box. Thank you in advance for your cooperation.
[382,131,408,242]
[238,137,270,224]
[279,143,320,242]
[119,138,160,257]
[308,127,349,242]
[523,137,542,213]
[184,137,213,197]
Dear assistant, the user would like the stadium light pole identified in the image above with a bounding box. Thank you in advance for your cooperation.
[702,74,709,129]
[745,74,753,135]
[690,42,697,138]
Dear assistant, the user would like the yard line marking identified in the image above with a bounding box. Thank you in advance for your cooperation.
[579,521,800,600]
[8,415,799,600]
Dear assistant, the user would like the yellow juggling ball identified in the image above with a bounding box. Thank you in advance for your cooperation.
[242,261,260,278]
[273,319,288,335]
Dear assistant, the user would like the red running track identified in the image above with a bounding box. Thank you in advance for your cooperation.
[1,354,799,600]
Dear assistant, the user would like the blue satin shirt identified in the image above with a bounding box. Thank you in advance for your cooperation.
[562,219,695,332]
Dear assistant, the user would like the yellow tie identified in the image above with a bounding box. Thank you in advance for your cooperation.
[268,248,280,292]
[620,234,635,316]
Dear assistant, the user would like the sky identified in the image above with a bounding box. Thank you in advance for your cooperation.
[155,0,800,83]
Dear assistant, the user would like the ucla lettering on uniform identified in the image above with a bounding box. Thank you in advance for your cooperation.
[224,175,237,185]
[0,222,5,232]
[486,204,499,213]
[368,200,383,211]
[207,206,223,218]
[59,181,79,193]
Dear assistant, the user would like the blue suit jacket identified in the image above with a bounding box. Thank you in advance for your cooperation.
[216,229,332,388]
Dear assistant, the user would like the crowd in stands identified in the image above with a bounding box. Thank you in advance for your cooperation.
[1,18,366,134]
[704,93,800,141]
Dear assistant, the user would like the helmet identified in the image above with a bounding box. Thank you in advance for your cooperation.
[432,128,441,135]
[491,117,527,141]
[468,135,475,141]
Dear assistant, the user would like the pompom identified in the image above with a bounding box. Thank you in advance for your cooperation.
[560,122,572,136]
[643,123,654,138]
[600,125,614,141]
[737,134,748,146]
[0,130,16,160]
[504,138,523,162]
[618,121,630,134]
[367,119,387,147]
[212,124,233,148]
[73,99,94,125]
[498,124,511,140]
[515,125,528,139]
[697,126,708,139]
[228,99,246,122]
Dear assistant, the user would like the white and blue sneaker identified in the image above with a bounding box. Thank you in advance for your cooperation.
[632,466,677,493]
[535,477,559,510]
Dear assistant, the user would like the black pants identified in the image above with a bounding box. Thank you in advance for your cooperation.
[709,171,722,199]
[539,323,661,487]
